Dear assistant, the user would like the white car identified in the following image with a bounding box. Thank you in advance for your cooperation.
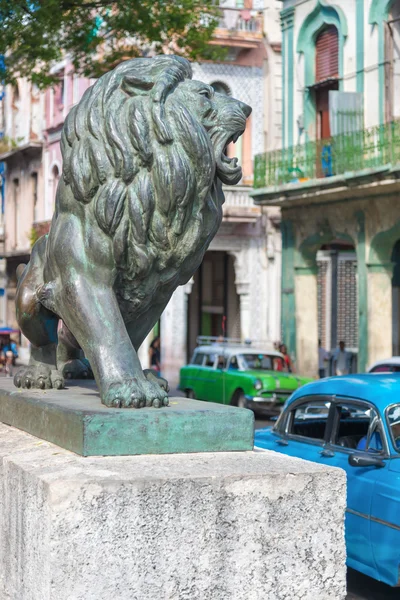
[367,357,400,373]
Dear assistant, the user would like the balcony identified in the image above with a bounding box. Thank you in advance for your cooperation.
[253,119,400,202]
[211,9,263,49]
[222,185,260,222]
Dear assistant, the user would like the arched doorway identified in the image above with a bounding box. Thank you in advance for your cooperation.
[391,239,400,355]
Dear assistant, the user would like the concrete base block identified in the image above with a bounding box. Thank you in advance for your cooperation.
[0,424,346,600]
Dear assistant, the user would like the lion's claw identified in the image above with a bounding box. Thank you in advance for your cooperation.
[14,366,64,391]
[103,377,168,409]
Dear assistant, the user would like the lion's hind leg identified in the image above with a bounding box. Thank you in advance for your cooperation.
[14,237,64,391]
[57,324,94,380]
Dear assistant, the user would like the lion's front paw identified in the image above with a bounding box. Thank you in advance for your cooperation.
[102,377,169,409]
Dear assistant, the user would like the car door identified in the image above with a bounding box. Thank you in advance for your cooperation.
[319,399,387,578]
[180,352,205,397]
[195,352,218,401]
[369,403,400,586]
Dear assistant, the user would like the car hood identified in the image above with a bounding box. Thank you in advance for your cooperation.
[246,370,312,390]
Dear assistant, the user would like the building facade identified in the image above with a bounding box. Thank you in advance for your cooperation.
[0,1,283,383]
[160,0,284,386]
[252,0,400,377]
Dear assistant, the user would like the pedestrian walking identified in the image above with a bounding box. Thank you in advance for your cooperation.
[318,339,329,378]
[333,341,351,376]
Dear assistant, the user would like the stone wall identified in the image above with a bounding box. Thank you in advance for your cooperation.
[0,423,346,600]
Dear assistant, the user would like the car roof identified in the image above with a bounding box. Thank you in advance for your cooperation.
[368,356,400,370]
[289,374,400,411]
[194,345,283,358]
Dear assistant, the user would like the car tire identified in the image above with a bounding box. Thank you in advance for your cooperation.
[186,389,196,399]
[231,389,246,409]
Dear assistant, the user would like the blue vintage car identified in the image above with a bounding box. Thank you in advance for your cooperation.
[255,374,400,587]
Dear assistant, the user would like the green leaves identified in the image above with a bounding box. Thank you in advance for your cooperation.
[0,0,222,88]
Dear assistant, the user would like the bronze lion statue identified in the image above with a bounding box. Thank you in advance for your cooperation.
[14,55,251,408]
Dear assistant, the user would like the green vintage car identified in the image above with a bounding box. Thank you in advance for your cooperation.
[179,343,313,414]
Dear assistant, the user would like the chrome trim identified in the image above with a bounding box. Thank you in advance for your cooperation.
[347,508,400,532]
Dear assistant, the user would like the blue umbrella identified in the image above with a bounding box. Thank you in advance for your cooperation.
[0,327,19,334]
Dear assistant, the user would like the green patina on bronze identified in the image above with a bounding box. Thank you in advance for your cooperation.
[0,380,254,456]
[12,55,251,412]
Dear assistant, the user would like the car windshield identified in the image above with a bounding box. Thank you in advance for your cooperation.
[240,353,286,371]
[386,404,400,451]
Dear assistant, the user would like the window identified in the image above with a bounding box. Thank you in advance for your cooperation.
[216,355,227,369]
[205,353,216,367]
[228,356,239,370]
[32,172,38,222]
[240,353,284,371]
[50,165,60,210]
[370,364,400,373]
[386,404,400,451]
[286,399,331,441]
[192,353,205,365]
[13,178,19,249]
[333,402,384,453]
[315,26,339,83]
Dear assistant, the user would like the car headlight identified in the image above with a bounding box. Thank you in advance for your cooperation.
[254,379,263,391]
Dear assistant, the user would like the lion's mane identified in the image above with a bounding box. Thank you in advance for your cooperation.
[60,56,220,287]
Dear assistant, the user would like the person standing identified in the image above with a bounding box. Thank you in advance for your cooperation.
[279,343,294,373]
[149,336,161,375]
[318,339,329,378]
[333,341,351,376]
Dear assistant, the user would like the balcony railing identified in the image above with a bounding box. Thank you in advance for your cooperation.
[218,9,263,34]
[254,119,400,189]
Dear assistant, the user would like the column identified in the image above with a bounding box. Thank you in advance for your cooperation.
[294,267,318,377]
[280,7,295,148]
[281,220,296,359]
[367,264,393,366]
[237,283,250,341]
[160,284,190,389]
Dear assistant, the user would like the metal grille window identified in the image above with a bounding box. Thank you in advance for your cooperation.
[317,259,329,348]
[337,256,358,348]
[315,26,339,83]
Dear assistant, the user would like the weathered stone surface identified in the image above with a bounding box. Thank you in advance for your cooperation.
[0,424,346,600]
[0,379,254,456]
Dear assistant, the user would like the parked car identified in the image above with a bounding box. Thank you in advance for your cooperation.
[179,343,312,414]
[368,357,400,373]
[255,374,400,587]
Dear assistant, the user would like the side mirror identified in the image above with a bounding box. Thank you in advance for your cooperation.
[348,453,385,469]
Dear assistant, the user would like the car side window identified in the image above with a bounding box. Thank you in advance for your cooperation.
[205,353,216,367]
[216,355,227,369]
[192,353,205,365]
[332,402,385,453]
[286,399,331,442]
[228,356,239,370]
[386,404,400,451]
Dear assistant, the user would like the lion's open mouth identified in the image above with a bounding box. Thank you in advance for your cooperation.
[216,130,245,185]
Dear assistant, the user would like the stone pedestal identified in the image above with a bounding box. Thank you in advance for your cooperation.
[0,424,346,600]
[0,379,253,456]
